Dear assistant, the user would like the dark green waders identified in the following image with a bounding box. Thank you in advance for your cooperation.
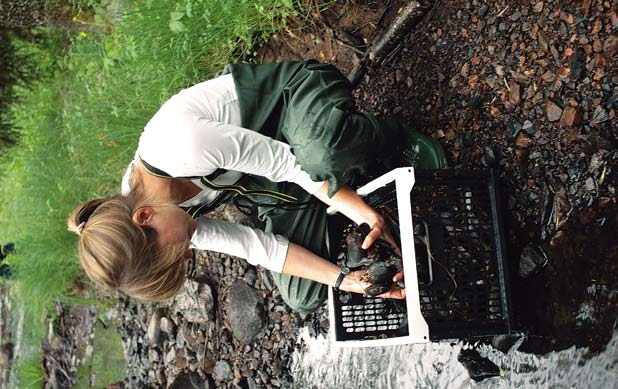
[224,61,447,314]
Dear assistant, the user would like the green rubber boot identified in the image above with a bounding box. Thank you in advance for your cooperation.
[400,127,448,169]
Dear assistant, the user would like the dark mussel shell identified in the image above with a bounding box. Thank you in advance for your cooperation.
[343,224,381,268]
[345,231,365,264]
[363,261,400,296]
[366,262,396,285]
[364,284,391,296]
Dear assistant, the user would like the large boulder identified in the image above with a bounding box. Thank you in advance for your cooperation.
[228,280,266,343]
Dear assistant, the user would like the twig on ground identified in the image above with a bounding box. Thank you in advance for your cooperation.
[347,1,434,88]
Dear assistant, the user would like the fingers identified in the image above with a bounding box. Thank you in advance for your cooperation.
[392,271,404,283]
[361,227,381,249]
[361,222,402,256]
[378,287,406,299]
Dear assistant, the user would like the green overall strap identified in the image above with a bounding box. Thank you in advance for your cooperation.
[199,176,297,202]
[139,158,299,218]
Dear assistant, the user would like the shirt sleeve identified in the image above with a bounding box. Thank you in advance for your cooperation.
[190,217,289,273]
[141,113,324,195]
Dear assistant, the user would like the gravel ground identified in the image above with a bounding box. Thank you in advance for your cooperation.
[350,0,616,354]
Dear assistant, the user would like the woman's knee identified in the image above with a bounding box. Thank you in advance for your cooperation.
[283,292,327,315]
[270,272,327,314]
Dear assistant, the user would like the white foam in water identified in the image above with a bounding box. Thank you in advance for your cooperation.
[290,328,618,388]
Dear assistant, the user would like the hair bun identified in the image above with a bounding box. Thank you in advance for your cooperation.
[68,221,86,236]
[67,198,106,237]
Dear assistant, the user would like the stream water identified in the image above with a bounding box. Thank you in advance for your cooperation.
[0,284,25,389]
[290,328,617,388]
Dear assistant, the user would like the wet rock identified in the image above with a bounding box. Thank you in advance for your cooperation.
[181,327,200,351]
[145,309,163,346]
[564,126,581,144]
[172,280,214,324]
[477,4,488,18]
[213,360,233,382]
[169,371,210,389]
[176,329,185,349]
[554,188,572,230]
[545,100,562,122]
[515,132,532,148]
[244,267,258,288]
[560,107,582,127]
[518,244,549,278]
[570,47,586,80]
[604,35,618,57]
[509,81,521,105]
[482,146,496,167]
[538,30,549,52]
[582,0,592,16]
[160,316,176,335]
[165,348,176,365]
[172,349,188,372]
[541,71,555,83]
[522,120,534,134]
[148,349,160,363]
[457,348,502,382]
[491,334,519,353]
[550,45,560,63]
[228,280,266,343]
[507,121,522,139]
[591,106,609,125]
[585,177,596,192]
[243,376,259,389]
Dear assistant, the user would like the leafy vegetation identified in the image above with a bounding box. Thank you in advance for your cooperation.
[0,0,295,386]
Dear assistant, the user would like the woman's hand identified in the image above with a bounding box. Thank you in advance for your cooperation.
[282,243,406,300]
[312,183,401,254]
[361,213,401,256]
[342,269,406,299]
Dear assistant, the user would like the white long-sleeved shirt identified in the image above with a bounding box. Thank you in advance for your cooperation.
[190,217,289,272]
[121,74,324,271]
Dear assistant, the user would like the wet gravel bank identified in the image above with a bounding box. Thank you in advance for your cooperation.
[351,0,616,354]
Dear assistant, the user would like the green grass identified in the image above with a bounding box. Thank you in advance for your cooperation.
[0,0,296,386]
[75,315,127,387]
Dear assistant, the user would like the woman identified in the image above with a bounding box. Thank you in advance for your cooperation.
[68,60,446,313]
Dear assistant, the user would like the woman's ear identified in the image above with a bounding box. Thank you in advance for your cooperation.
[132,206,155,226]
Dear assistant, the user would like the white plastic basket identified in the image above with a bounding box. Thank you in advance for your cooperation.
[327,167,429,347]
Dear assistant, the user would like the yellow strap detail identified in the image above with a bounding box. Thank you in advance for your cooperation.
[200,177,298,203]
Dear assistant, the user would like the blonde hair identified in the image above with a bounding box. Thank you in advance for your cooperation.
[67,195,189,301]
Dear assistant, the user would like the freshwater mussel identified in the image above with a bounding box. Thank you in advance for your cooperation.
[340,224,403,296]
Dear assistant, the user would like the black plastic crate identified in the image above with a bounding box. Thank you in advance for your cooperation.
[329,168,512,343]
[408,169,512,339]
